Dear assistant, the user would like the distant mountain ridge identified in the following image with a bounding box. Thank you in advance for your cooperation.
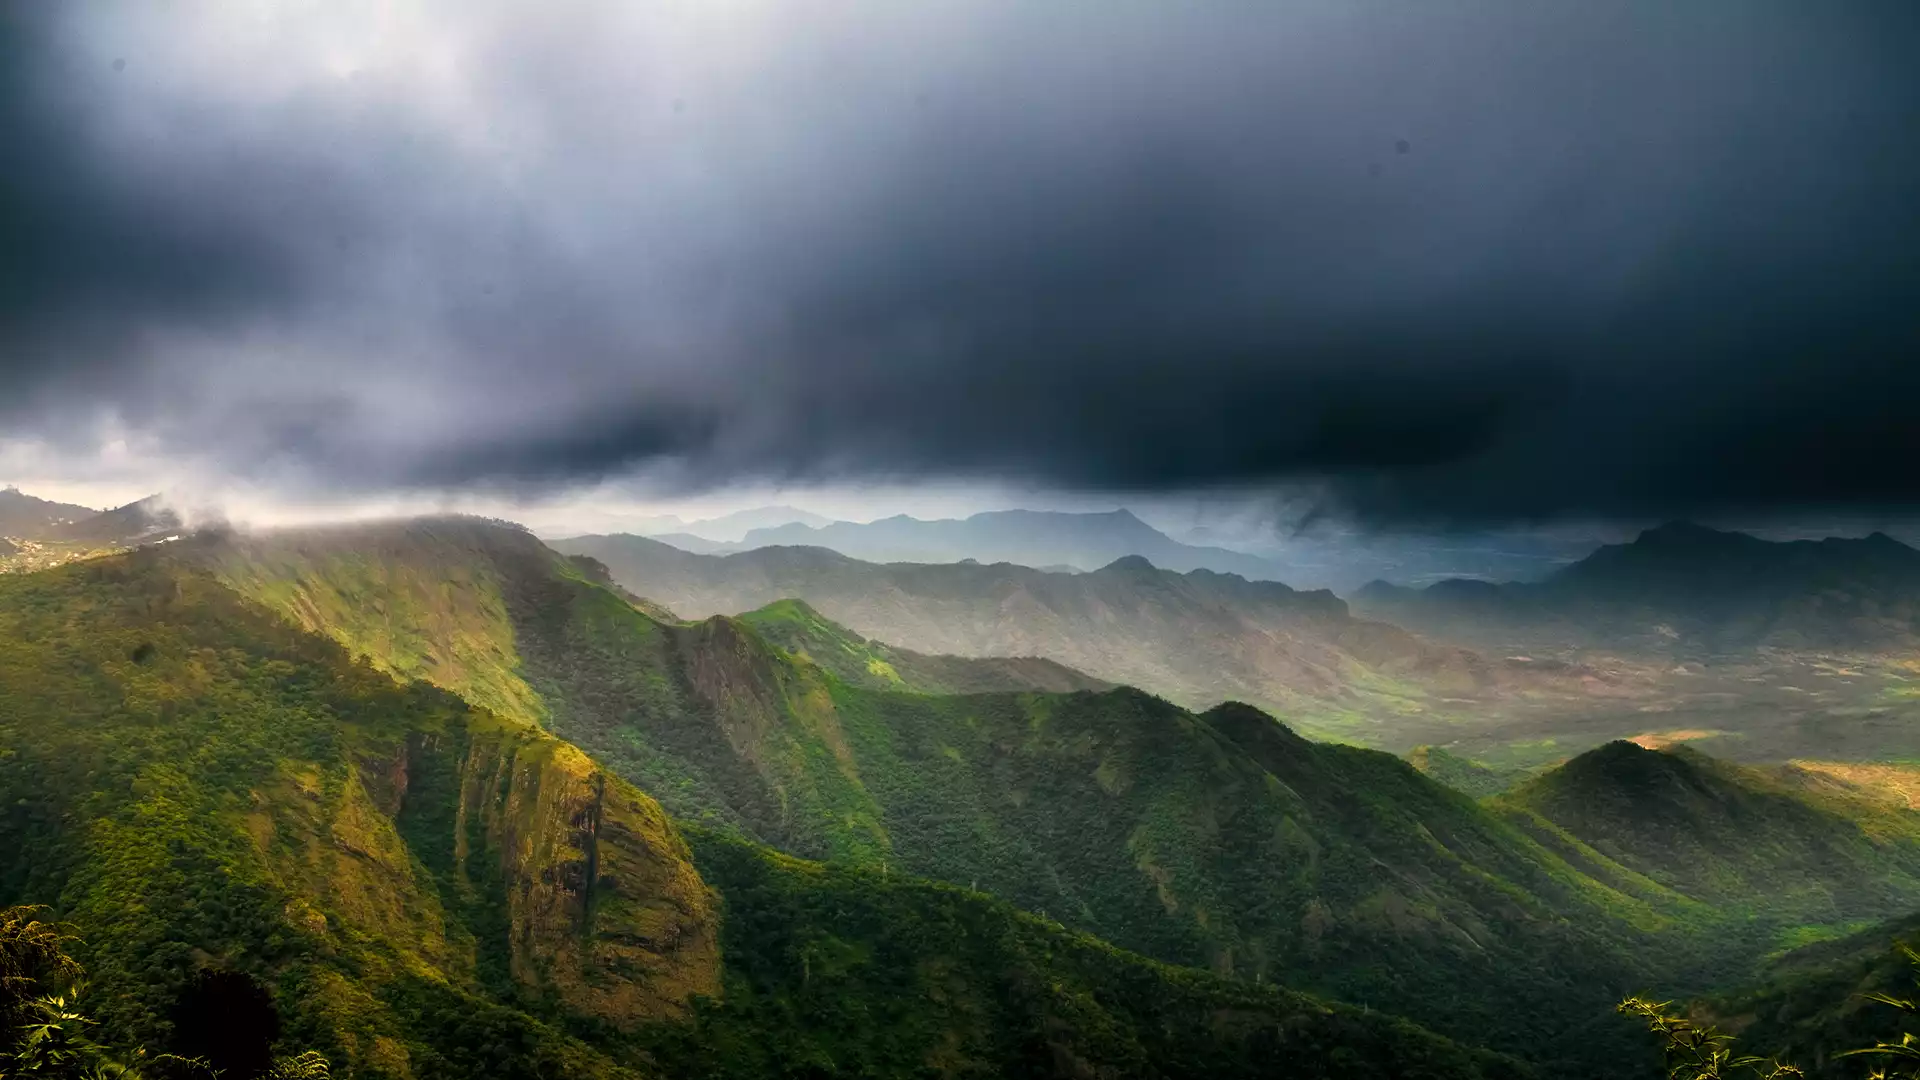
[0,487,183,545]
[623,505,835,544]
[53,493,183,544]
[684,508,1302,579]
[0,485,96,537]
[1353,521,1920,653]
[550,533,1611,744]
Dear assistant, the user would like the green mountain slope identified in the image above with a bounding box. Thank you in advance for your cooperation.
[667,831,1532,1080]
[185,518,1700,1068]
[0,547,1533,1079]
[1408,746,1529,797]
[736,597,1111,695]
[1497,741,1920,938]
[1698,911,1920,1076]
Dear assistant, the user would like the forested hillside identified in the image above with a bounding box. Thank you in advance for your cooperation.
[0,547,1532,1079]
[10,519,1918,1076]
[1497,741,1920,938]
[170,518,1773,1070]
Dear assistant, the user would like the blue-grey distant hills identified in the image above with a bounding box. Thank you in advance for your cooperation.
[1353,521,1920,653]
[679,508,1302,580]
[625,504,834,544]
[638,507,1591,591]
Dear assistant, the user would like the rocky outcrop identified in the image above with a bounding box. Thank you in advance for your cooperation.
[457,725,722,1025]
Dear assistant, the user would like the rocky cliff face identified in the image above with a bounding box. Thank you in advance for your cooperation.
[451,726,720,1025]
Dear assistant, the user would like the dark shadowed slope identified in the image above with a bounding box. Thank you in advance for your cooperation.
[1700,910,1920,1077]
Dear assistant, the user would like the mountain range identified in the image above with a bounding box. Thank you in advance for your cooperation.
[617,505,834,545]
[698,509,1298,578]
[8,509,1920,1075]
[1354,521,1920,654]
[548,533,1618,744]
[3,537,1543,1080]
[185,521,1920,1056]
[625,507,1598,591]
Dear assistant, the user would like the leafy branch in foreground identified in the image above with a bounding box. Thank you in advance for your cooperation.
[1620,996,1803,1079]
[0,908,81,1028]
[0,905,331,1080]
[1839,945,1920,1080]
[1625,942,1920,1080]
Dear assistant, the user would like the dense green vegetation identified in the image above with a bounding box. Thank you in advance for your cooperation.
[1496,742,1920,948]
[1688,912,1920,1075]
[1622,943,1920,1079]
[0,551,715,1077]
[1,906,333,1078]
[1407,745,1530,797]
[186,519,1685,1069]
[30,516,1915,1077]
[0,545,1539,1078]
[737,598,1109,696]
[653,831,1531,1080]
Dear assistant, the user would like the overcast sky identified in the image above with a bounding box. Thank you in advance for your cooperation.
[4,1,1917,531]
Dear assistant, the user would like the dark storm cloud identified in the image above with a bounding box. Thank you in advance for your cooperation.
[4,1,1918,521]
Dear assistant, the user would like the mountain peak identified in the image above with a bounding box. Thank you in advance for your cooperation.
[1632,520,1758,549]
[1099,553,1159,574]
[1524,738,1719,808]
